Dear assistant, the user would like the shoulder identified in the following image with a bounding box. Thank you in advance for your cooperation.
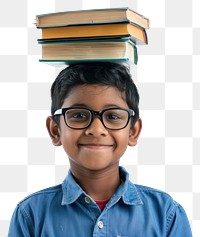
[17,184,62,210]
[134,184,192,235]
[135,183,173,199]
[9,185,63,235]
[135,184,171,196]
[134,183,178,207]
[134,184,185,228]
[129,183,181,217]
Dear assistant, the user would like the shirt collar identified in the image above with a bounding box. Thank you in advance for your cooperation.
[119,166,143,205]
[61,170,85,205]
[61,166,143,206]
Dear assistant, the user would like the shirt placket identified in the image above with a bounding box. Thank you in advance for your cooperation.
[82,195,108,237]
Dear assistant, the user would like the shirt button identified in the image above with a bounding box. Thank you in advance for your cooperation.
[84,196,91,204]
[98,221,104,229]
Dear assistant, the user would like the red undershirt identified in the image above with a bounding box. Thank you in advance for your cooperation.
[96,199,110,211]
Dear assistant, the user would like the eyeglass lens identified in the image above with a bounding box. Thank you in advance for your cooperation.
[65,108,129,129]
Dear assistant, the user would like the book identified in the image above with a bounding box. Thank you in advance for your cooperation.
[40,23,148,45]
[36,7,149,29]
[39,37,138,65]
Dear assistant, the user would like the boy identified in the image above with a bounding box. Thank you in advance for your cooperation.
[8,62,192,236]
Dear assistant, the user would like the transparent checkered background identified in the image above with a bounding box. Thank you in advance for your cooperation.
[0,0,199,236]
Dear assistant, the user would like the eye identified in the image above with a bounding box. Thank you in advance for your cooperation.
[103,109,128,125]
[70,112,88,120]
[106,113,121,120]
[66,109,90,123]
[104,112,123,124]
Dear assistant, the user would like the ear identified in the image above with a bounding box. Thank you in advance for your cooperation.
[46,116,62,146]
[128,118,142,147]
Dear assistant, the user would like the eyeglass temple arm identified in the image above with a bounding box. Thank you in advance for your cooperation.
[54,109,62,116]
[130,110,135,116]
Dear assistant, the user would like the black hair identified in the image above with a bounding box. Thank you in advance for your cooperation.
[50,62,139,126]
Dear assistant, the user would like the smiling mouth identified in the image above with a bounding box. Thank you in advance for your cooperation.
[79,144,113,149]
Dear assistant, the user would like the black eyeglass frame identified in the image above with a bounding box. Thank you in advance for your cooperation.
[53,107,135,130]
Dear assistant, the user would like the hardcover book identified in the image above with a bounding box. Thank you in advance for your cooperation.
[36,7,149,29]
[40,23,148,45]
[39,37,138,65]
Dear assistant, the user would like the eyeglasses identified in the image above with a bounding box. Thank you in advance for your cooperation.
[54,107,135,130]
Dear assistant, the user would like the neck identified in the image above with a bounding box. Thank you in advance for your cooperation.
[70,164,121,201]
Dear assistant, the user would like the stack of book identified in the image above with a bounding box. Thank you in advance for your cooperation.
[36,8,149,65]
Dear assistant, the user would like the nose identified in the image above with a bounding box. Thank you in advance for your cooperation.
[84,117,108,137]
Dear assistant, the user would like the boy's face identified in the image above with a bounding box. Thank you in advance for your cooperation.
[47,85,141,172]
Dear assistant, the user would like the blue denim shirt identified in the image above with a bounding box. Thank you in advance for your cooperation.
[8,167,192,237]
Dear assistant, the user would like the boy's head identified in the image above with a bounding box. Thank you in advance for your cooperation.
[47,62,142,171]
[50,62,139,126]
